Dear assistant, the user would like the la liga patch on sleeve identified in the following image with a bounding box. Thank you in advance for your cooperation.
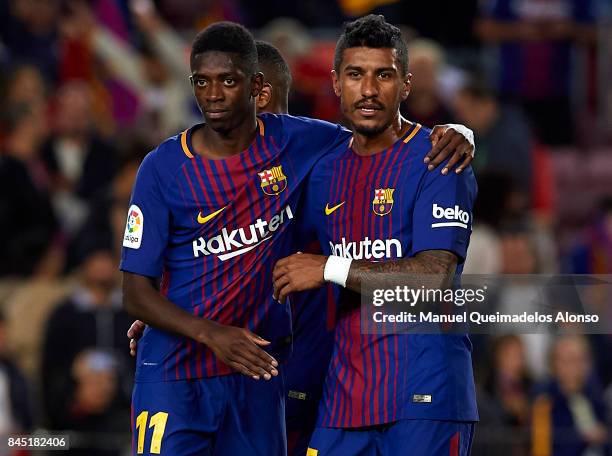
[123,204,143,249]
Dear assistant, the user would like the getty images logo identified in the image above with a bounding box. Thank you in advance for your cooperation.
[431,203,470,229]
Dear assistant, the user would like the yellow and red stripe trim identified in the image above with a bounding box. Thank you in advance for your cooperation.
[180,129,194,158]
[403,123,422,143]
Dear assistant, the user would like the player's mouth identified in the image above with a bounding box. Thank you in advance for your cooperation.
[206,109,230,119]
[354,102,384,117]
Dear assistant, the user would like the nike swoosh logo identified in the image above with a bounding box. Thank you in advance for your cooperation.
[197,206,226,224]
[325,201,345,216]
[218,236,271,261]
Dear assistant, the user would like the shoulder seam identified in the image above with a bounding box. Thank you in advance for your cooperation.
[150,139,195,206]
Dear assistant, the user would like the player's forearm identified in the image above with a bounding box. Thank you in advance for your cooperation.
[273,251,458,303]
[122,272,210,343]
[344,250,457,294]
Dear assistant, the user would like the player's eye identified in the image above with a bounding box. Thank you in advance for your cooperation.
[195,79,207,88]
[348,71,360,78]
[224,78,236,86]
[379,72,392,79]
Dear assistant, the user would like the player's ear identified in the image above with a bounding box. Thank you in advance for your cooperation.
[251,72,264,98]
[331,70,341,97]
[401,72,412,101]
[257,83,273,111]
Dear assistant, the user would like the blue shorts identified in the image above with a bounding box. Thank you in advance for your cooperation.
[308,419,475,456]
[131,371,286,455]
[286,390,320,456]
[285,287,336,456]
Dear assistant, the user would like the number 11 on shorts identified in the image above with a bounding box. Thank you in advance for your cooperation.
[135,411,169,454]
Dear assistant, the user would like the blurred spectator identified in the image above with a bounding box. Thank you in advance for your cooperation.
[498,221,557,380]
[259,18,323,118]
[487,335,533,425]
[41,249,133,431]
[464,171,525,275]
[401,39,454,127]
[465,170,559,380]
[500,225,538,275]
[531,335,609,456]
[2,63,47,110]
[567,197,612,275]
[61,1,197,145]
[291,41,340,120]
[3,279,71,385]
[128,0,204,137]
[476,0,597,145]
[259,17,313,62]
[57,2,125,138]
[453,77,533,194]
[0,309,33,436]
[62,349,129,456]
[0,0,61,80]
[497,223,555,381]
[42,81,118,237]
[567,197,612,388]
[452,76,563,269]
[473,335,532,455]
[0,102,60,278]
[70,141,147,264]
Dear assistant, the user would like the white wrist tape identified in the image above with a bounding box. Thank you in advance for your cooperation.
[324,256,353,287]
[446,124,475,156]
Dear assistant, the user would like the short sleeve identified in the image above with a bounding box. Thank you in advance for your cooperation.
[411,167,477,263]
[119,151,170,277]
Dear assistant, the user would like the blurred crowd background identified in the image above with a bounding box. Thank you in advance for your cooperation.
[0,0,611,454]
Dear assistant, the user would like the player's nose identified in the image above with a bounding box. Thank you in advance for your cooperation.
[205,81,225,101]
[361,75,379,98]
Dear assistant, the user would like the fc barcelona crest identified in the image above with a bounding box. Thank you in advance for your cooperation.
[258,165,287,196]
[372,188,394,216]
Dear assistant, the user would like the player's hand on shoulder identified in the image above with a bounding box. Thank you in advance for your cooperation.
[426,124,475,175]
[201,321,279,381]
[127,319,146,357]
[272,253,327,303]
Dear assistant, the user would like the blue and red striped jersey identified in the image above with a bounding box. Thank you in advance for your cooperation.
[304,123,479,427]
[120,114,349,381]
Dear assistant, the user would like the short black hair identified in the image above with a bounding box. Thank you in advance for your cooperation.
[190,22,258,75]
[334,14,408,75]
[255,40,292,93]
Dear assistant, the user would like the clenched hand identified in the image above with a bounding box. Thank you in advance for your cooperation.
[273,253,327,303]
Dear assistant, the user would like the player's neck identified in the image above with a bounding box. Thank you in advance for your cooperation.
[351,115,412,156]
[193,117,258,159]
